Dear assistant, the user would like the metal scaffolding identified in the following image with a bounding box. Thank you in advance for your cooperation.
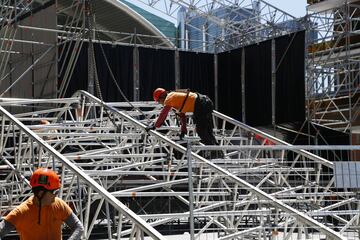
[306,0,360,133]
[1,1,360,239]
[0,0,306,109]
[131,0,303,51]
[0,90,359,239]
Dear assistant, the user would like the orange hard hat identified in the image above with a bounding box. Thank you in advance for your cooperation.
[153,88,166,102]
[30,168,61,191]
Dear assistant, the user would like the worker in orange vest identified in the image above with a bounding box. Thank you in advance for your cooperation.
[146,88,218,146]
[0,168,84,240]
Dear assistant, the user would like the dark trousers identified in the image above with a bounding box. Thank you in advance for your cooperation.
[193,94,218,145]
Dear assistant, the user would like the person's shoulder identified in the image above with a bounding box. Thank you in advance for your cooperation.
[167,91,176,97]
[54,197,67,205]
[17,196,34,210]
[52,197,71,211]
[54,197,73,217]
[167,91,184,98]
[4,197,33,219]
[164,91,176,103]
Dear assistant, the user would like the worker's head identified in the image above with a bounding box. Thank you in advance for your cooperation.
[30,168,61,223]
[30,168,61,197]
[153,88,167,104]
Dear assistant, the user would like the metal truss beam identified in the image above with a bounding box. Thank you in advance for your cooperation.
[1,90,358,239]
[132,0,303,51]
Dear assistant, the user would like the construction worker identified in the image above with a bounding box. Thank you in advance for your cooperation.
[0,168,84,240]
[146,88,218,146]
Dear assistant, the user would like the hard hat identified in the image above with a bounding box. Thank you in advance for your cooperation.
[153,88,166,102]
[30,168,61,191]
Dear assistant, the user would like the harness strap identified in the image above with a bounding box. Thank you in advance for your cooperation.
[178,89,190,113]
[36,194,43,225]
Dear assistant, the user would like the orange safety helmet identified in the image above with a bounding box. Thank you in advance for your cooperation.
[30,168,61,191]
[153,88,166,102]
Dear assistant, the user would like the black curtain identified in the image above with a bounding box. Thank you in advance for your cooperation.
[139,47,175,101]
[245,40,272,126]
[217,48,242,121]
[59,32,306,126]
[60,42,88,97]
[279,122,349,186]
[60,42,134,101]
[179,51,215,100]
[312,124,350,162]
[94,43,134,102]
[282,122,350,162]
[275,31,305,124]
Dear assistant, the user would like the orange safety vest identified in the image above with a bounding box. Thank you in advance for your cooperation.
[164,91,197,113]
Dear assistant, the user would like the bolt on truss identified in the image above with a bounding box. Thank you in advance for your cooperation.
[0,91,359,239]
[306,2,360,132]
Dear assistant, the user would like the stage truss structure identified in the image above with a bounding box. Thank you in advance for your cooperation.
[0,90,359,239]
[1,1,360,239]
[0,0,305,103]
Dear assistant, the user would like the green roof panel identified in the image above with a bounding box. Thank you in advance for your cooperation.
[120,0,176,42]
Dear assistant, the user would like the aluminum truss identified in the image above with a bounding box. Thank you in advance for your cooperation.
[0,0,304,102]
[0,97,165,240]
[0,90,358,239]
[306,1,360,132]
[132,0,304,52]
[55,0,303,52]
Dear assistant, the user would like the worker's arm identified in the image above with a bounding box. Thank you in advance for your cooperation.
[0,219,15,238]
[65,212,84,240]
[155,105,171,128]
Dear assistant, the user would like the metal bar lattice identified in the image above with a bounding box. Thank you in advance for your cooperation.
[0,91,358,239]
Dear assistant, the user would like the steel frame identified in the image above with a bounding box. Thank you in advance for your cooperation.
[306,2,360,132]
[0,90,359,239]
[0,0,303,97]
[132,0,303,52]
[1,1,360,239]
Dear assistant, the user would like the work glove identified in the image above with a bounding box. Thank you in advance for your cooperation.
[145,123,155,132]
